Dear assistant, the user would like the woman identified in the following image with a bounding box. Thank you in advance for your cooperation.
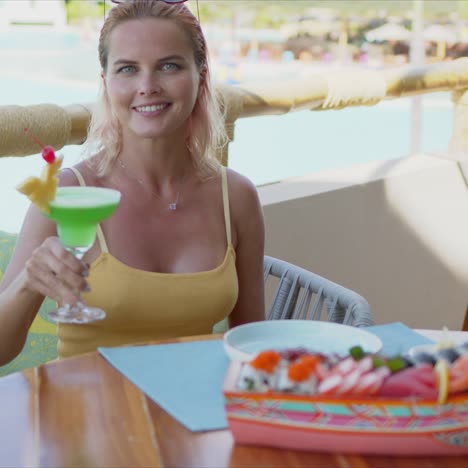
[0,0,265,364]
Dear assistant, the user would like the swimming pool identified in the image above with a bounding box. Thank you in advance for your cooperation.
[0,28,453,233]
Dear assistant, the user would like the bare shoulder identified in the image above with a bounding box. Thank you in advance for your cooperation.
[58,158,102,187]
[225,168,264,242]
[58,167,80,186]
[225,168,259,209]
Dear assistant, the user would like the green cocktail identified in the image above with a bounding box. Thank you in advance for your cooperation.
[47,186,121,324]
[49,187,121,249]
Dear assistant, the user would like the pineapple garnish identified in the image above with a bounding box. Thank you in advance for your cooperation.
[16,129,63,214]
[17,154,63,214]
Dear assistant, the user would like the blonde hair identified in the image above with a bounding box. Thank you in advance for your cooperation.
[85,0,226,177]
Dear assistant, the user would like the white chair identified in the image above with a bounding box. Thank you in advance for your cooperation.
[264,255,373,327]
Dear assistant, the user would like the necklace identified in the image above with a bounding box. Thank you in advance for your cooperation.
[117,157,187,211]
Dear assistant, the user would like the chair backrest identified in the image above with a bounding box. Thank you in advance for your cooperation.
[264,255,373,327]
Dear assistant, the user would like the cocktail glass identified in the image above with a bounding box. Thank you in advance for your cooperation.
[46,186,121,324]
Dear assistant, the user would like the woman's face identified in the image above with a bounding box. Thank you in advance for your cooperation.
[103,18,201,141]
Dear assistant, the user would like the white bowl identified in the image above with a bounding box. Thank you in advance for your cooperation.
[224,320,383,361]
[407,343,439,358]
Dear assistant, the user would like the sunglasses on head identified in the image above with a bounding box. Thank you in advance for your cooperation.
[111,0,188,4]
[108,0,199,23]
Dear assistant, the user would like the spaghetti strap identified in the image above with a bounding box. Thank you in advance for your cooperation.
[68,167,86,186]
[221,167,232,246]
[66,167,109,254]
[95,223,109,253]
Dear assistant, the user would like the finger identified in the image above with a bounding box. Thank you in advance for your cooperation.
[49,256,89,292]
[38,270,81,305]
[43,238,87,275]
[32,247,89,292]
[24,270,80,304]
[25,255,89,301]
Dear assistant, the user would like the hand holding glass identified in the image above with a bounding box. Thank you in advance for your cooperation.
[46,187,121,324]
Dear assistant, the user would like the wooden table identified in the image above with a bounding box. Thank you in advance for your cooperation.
[1,330,467,468]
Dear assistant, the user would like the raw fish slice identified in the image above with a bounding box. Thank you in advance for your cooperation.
[379,364,437,399]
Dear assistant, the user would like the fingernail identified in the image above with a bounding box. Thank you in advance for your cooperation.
[84,284,91,292]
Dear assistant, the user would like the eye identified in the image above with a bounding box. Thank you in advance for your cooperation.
[161,62,180,72]
[117,65,136,74]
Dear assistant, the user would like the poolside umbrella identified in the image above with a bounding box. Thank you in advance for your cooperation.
[423,24,457,58]
[365,23,411,42]
[423,24,457,43]
[281,19,340,38]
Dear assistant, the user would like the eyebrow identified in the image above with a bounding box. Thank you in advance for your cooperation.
[112,59,137,67]
[112,55,186,66]
[159,54,186,62]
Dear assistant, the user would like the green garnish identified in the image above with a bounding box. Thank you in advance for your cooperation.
[243,378,255,390]
[349,345,366,360]
[372,356,386,368]
[386,356,408,373]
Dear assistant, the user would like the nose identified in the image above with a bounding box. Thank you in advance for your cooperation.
[138,74,161,96]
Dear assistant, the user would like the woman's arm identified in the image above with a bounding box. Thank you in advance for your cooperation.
[0,171,89,365]
[227,170,265,328]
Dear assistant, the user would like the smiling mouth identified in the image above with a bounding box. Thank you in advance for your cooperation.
[134,103,170,113]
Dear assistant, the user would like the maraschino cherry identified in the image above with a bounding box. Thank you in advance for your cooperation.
[24,128,56,163]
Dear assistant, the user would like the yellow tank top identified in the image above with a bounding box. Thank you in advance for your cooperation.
[57,167,238,358]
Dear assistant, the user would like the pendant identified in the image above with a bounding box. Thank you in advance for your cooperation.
[168,202,177,211]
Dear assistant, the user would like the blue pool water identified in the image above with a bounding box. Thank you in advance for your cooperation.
[0,29,80,50]
[232,98,452,185]
[0,27,453,233]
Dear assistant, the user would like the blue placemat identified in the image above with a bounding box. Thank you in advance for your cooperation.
[98,322,435,433]
[99,340,229,432]
[365,321,435,356]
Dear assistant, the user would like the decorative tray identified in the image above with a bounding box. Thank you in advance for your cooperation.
[223,351,468,456]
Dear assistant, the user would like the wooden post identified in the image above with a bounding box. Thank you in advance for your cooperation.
[409,0,425,155]
[218,85,245,167]
[221,121,234,167]
[449,89,468,155]
[463,305,468,331]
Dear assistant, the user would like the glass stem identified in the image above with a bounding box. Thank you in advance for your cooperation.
[64,246,90,261]
[64,246,90,302]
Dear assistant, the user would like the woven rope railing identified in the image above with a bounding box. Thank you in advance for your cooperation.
[1,58,468,159]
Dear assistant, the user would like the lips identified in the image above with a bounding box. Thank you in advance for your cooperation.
[133,103,171,113]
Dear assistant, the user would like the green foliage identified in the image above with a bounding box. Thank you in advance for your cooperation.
[283,1,465,18]
[194,0,463,25]
[0,231,17,277]
[0,327,58,377]
[0,231,58,377]
[60,1,463,27]
[65,0,105,24]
